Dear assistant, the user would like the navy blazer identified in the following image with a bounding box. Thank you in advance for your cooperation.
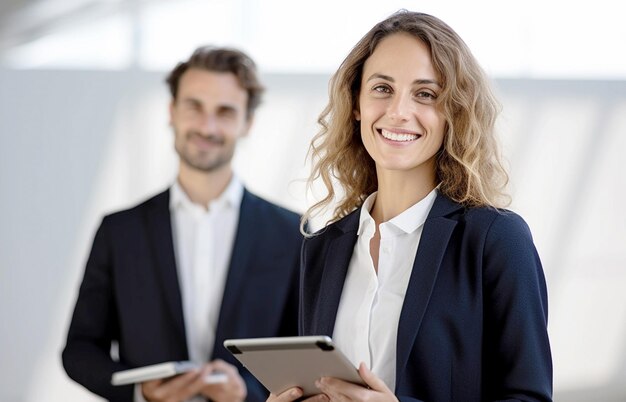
[300,193,552,402]
[63,188,302,402]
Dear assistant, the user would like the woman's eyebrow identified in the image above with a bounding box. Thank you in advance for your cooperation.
[413,79,442,88]
[366,73,441,88]
[366,73,394,82]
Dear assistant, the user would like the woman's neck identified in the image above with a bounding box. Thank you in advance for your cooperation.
[370,167,436,224]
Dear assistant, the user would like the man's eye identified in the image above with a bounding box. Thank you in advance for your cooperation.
[219,108,237,118]
[181,103,201,112]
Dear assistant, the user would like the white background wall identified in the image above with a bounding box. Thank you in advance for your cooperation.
[1,0,626,400]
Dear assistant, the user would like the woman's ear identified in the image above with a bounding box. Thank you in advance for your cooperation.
[354,109,361,121]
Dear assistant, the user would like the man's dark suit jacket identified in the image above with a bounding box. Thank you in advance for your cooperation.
[300,193,553,402]
[62,188,302,402]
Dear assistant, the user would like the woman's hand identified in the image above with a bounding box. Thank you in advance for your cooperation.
[314,363,399,402]
[266,387,328,402]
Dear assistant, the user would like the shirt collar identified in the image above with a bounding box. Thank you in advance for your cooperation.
[388,188,438,234]
[170,175,244,213]
[357,193,378,236]
[357,188,438,235]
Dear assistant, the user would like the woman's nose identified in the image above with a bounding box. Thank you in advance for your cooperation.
[387,94,411,122]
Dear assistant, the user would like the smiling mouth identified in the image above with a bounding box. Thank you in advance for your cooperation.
[378,128,422,142]
[189,132,224,145]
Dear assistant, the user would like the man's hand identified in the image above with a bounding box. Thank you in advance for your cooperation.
[199,359,247,402]
[141,366,209,402]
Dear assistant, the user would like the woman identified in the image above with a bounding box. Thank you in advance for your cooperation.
[274,10,552,402]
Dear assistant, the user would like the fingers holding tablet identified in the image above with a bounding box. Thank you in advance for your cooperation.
[141,368,209,402]
[204,371,228,384]
[200,359,247,402]
[268,387,328,402]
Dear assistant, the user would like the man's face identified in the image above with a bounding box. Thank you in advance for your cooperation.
[170,68,251,173]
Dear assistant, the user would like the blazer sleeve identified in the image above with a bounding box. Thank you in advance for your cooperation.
[62,218,133,401]
[481,212,553,401]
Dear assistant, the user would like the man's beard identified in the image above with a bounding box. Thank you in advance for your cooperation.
[176,131,234,173]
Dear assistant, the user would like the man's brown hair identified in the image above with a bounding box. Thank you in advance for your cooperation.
[166,46,264,119]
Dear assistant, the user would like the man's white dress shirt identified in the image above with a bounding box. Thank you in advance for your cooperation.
[134,177,242,402]
[170,178,242,365]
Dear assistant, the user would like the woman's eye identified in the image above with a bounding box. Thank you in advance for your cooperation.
[415,91,437,102]
[373,85,391,94]
[417,91,435,98]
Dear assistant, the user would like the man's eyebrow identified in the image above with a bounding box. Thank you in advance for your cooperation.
[366,73,441,88]
[218,104,238,113]
[179,97,202,105]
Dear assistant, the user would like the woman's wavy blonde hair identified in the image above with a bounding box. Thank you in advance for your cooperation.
[303,10,510,233]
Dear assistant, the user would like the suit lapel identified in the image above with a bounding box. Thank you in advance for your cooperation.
[396,194,461,375]
[144,190,187,353]
[313,212,359,336]
[215,190,255,334]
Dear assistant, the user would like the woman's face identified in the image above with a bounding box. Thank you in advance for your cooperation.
[357,32,445,180]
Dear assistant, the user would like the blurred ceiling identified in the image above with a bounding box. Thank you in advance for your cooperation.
[0,0,29,17]
[2,0,624,78]
[0,0,157,52]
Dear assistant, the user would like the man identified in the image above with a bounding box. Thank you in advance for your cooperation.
[62,46,301,402]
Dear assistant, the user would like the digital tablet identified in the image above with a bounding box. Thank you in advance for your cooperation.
[111,361,228,386]
[223,336,365,397]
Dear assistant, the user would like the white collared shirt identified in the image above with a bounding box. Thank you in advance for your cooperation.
[169,177,243,365]
[134,177,243,402]
[333,188,437,391]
